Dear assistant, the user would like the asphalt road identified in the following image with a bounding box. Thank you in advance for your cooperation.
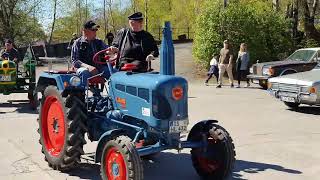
[0,43,319,180]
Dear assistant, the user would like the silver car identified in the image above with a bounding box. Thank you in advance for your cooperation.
[268,66,320,108]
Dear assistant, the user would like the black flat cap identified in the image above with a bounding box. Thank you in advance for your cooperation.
[83,20,100,31]
[128,12,143,20]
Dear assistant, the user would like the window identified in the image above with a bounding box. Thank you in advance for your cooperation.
[138,88,149,102]
[126,86,137,96]
[115,84,125,92]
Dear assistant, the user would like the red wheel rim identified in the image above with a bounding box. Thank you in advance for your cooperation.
[105,147,127,180]
[197,138,221,173]
[41,96,65,157]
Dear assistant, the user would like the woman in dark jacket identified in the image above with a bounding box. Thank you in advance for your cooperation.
[236,43,250,88]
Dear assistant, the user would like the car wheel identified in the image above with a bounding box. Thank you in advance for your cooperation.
[284,102,300,109]
[259,80,268,90]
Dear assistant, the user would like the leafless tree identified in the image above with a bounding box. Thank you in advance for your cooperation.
[302,0,320,41]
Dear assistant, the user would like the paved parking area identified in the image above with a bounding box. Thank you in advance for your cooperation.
[0,43,319,180]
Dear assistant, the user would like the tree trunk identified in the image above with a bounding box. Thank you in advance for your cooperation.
[48,0,57,44]
[273,0,280,11]
[292,0,299,40]
[107,0,116,33]
[303,0,320,41]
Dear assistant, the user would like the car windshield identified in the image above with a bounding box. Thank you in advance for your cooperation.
[286,50,316,62]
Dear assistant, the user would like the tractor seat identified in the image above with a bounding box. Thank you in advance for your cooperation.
[121,63,138,71]
[88,76,105,85]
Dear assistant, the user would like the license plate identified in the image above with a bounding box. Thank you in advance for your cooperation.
[169,120,188,133]
[0,75,11,81]
[281,96,295,103]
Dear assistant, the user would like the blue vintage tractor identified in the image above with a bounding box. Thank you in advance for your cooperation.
[36,22,235,180]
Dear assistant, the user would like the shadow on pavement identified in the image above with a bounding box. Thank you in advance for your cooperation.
[0,100,37,114]
[62,153,302,180]
[67,163,101,180]
[231,159,303,180]
[288,106,320,115]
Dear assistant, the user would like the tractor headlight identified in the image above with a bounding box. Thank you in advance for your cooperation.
[69,76,81,86]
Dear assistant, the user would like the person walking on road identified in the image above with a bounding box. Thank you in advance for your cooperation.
[106,31,114,46]
[236,43,250,88]
[205,53,219,86]
[217,40,234,88]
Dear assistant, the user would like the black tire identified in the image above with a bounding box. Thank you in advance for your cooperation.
[259,80,268,90]
[38,86,87,171]
[100,135,143,180]
[188,122,235,180]
[284,102,300,109]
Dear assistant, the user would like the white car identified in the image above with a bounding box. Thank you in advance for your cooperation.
[268,66,320,109]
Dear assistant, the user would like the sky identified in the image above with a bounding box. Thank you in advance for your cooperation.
[38,0,131,32]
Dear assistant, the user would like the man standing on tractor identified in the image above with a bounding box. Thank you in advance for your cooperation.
[109,12,159,72]
[0,39,20,63]
[71,20,112,85]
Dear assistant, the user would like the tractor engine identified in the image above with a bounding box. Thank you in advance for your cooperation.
[108,71,188,132]
[0,60,17,86]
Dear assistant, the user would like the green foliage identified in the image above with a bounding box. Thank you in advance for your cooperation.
[193,0,293,68]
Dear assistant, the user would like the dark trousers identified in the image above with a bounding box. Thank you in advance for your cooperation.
[237,70,249,85]
[205,73,218,83]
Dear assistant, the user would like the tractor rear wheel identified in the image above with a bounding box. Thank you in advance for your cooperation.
[38,86,87,171]
[100,135,143,180]
[188,122,235,180]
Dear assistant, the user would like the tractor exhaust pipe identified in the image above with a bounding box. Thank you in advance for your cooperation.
[160,21,175,75]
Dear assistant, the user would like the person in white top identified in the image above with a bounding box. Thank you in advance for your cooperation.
[205,53,219,86]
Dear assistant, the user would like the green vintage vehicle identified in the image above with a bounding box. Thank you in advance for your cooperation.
[0,46,38,109]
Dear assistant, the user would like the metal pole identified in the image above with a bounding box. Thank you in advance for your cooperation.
[85,0,88,20]
[145,0,148,31]
[104,0,107,37]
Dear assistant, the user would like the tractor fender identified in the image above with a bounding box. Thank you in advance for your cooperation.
[280,68,297,76]
[94,129,126,163]
[187,120,218,140]
[36,72,79,94]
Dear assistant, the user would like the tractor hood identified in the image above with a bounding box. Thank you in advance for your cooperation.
[109,71,188,128]
[110,71,187,90]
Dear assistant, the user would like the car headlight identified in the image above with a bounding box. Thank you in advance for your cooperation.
[301,86,309,93]
[262,67,274,76]
[309,87,317,94]
[69,76,81,86]
[301,86,317,94]
[249,67,253,74]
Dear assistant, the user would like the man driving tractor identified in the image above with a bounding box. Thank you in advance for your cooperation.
[71,20,113,85]
[0,39,20,63]
[109,12,159,72]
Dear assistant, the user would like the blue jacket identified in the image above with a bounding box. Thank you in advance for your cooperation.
[71,36,108,68]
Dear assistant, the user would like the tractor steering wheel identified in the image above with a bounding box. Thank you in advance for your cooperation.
[93,47,118,65]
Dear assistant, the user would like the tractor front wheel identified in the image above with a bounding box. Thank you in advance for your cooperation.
[188,122,235,180]
[100,135,143,180]
[38,86,87,171]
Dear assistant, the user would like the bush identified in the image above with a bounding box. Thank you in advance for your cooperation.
[193,0,293,68]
